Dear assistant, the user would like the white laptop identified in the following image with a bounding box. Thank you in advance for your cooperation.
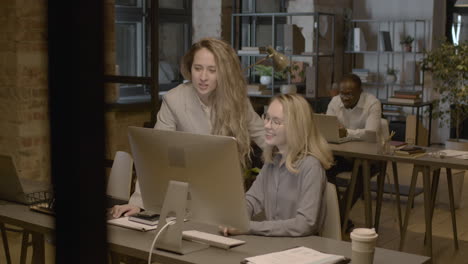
[0,154,52,205]
[313,114,379,144]
[313,114,354,144]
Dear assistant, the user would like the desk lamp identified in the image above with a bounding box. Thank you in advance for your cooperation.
[243,46,290,72]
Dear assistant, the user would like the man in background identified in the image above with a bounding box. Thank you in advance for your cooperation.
[325,73,382,231]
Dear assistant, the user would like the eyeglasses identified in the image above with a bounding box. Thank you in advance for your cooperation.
[261,113,284,130]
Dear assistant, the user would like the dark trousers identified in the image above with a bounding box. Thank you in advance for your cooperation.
[326,156,380,223]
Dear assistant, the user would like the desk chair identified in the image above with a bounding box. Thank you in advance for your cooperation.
[107,151,134,201]
[321,183,342,241]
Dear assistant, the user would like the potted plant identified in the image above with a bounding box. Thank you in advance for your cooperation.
[385,67,399,84]
[243,167,260,191]
[421,40,468,150]
[253,64,286,85]
[400,35,415,52]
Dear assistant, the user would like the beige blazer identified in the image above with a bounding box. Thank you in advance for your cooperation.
[155,82,265,148]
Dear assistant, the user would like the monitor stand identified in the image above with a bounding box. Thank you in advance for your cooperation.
[154,180,209,255]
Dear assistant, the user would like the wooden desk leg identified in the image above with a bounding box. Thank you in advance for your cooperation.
[362,159,372,228]
[430,169,440,220]
[109,251,121,264]
[424,168,440,246]
[391,161,403,237]
[0,223,12,264]
[374,161,387,232]
[20,231,30,264]
[422,166,433,257]
[341,159,362,235]
[31,232,45,264]
[399,166,420,251]
[446,168,459,250]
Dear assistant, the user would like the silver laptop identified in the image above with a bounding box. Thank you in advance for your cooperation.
[313,114,354,144]
[0,154,52,205]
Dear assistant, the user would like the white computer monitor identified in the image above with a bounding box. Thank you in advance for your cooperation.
[127,126,250,232]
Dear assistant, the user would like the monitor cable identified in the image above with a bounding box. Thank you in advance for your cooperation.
[147,219,176,264]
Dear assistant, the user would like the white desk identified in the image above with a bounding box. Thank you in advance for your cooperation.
[0,202,430,264]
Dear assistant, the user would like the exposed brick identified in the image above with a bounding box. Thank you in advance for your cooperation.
[21,137,33,147]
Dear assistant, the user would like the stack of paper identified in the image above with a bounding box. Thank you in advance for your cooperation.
[242,246,349,264]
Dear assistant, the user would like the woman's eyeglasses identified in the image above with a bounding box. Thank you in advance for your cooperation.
[261,114,284,130]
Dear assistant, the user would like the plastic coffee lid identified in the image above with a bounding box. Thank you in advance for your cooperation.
[350,228,378,241]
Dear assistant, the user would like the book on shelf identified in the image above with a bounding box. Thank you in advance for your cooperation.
[248,90,272,96]
[238,46,266,55]
[241,246,349,264]
[393,89,422,95]
[392,94,420,99]
[379,31,393,51]
[382,110,403,116]
[387,97,422,104]
[352,68,372,83]
[247,84,267,92]
[353,27,367,51]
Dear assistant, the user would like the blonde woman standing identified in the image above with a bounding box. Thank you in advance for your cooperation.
[110,37,264,218]
[222,94,333,237]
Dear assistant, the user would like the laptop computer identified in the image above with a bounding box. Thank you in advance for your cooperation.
[313,114,354,144]
[0,154,53,205]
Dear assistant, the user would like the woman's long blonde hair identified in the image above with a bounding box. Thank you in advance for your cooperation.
[263,94,333,172]
[181,38,251,168]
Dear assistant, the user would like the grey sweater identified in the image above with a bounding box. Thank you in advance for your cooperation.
[246,155,327,237]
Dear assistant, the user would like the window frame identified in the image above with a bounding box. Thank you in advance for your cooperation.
[105,0,192,127]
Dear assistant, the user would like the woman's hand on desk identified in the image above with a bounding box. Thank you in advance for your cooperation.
[219,225,247,236]
[108,204,141,218]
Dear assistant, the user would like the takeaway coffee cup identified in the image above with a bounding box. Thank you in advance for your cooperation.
[350,228,378,264]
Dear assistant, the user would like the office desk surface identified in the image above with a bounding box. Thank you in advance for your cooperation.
[329,141,468,170]
[107,222,430,264]
[0,201,54,234]
[0,202,430,264]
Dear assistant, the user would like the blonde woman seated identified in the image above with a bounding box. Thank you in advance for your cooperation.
[222,94,333,237]
[109,37,264,218]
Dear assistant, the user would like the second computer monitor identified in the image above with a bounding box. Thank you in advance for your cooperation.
[127,126,250,232]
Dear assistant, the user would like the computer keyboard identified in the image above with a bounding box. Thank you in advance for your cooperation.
[182,230,246,249]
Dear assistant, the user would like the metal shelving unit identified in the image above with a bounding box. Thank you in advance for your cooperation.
[231,11,336,99]
[344,19,432,145]
[344,19,427,98]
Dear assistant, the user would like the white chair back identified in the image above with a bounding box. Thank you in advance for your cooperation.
[106,151,133,200]
[321,182,342,240]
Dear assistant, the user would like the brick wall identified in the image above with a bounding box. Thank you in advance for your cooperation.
[0,0,151,183]
[0,0,50,181]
